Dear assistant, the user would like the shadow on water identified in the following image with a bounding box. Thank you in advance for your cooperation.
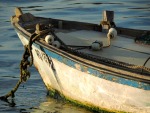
[128,7,150,10]
[0,98,16,108]
[20,6,43,9]
[69,2,123,5]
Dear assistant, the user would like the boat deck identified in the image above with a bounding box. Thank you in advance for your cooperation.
[17,11,150,69]
[56,30,150,68]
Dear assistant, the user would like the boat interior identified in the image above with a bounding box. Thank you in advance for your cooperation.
[12,8,150,74]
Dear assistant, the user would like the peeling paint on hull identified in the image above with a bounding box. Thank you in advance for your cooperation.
[17,32,150,113]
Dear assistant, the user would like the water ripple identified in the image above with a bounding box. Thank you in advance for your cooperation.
[20,6,43,9]
[69,2,123,5]
[128,7,150,10]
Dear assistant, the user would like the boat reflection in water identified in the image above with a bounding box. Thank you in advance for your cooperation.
[32,97,92,113]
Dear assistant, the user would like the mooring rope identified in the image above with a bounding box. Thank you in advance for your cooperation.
[0,34,36,101]
[0,25,50,101]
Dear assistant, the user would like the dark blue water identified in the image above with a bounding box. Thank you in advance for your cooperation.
[0,0,150,113]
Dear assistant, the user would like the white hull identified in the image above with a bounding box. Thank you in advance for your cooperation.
[17,32,150,113]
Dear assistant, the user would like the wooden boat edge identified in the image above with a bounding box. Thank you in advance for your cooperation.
[11,16,150,83]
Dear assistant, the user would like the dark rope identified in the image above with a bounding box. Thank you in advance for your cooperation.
[143,57,150,67]
[141,57,150,74]
[112,45,150,55]
[0,24,52,101]
[0,80,22,101]
[67,45,91,50]
[28,33,37,66]
[0,31,42,101]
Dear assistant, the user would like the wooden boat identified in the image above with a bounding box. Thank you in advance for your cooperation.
[11,7,150,113]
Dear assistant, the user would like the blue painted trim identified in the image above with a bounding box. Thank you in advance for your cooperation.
[34,43,150,90]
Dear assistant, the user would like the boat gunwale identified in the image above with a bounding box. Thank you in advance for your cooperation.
[11,19,150,84]
[22,15,150,38]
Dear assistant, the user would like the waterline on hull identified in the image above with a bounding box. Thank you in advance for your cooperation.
[17,30,150,113]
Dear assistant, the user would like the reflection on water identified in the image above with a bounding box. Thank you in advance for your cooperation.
[0,0,150,113]
[32,97,92,113]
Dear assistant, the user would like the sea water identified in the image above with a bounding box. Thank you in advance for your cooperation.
[0,0,149,113]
